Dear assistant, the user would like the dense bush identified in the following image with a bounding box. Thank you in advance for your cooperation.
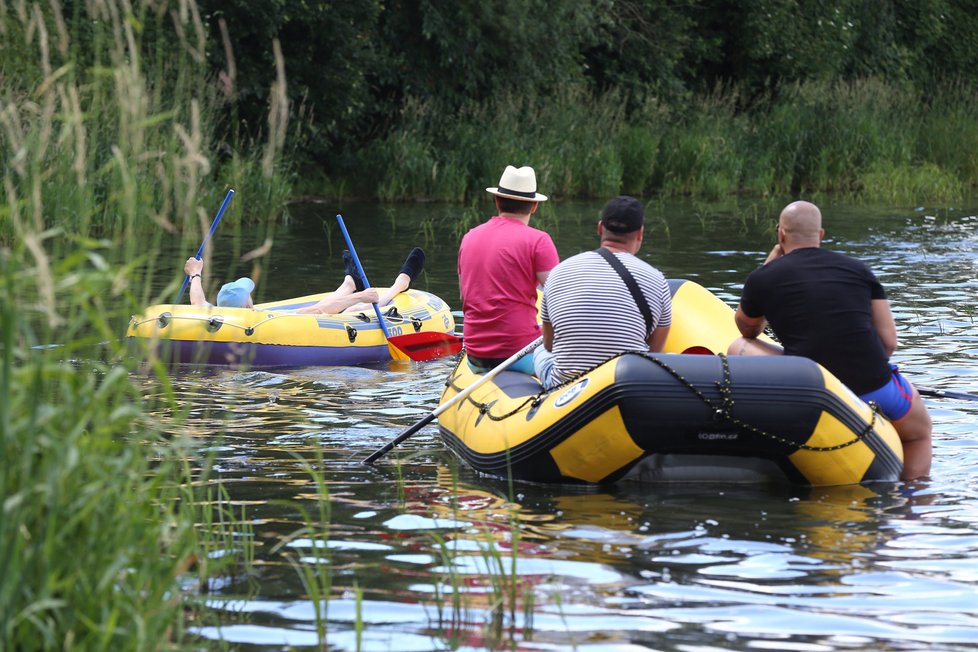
[193,1,978,151]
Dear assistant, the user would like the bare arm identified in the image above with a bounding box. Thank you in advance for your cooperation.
[647,325,670,352]
[536,270,550,288]
[871,298,897,357]
[541,320,554,352]
[734,305,766,339]
[183,257,208,306]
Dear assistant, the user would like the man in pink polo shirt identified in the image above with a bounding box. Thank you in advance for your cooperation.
[458,165,560,374]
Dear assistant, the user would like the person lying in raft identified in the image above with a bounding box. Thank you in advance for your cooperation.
[182,247,426,315]
[726,200,931,481]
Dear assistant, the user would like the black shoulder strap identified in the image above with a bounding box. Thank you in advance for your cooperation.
[594,248,654,335]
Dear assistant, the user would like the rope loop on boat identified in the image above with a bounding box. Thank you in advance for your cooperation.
[447,350,547,420]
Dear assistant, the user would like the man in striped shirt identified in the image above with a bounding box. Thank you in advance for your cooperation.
[533,196,672,389]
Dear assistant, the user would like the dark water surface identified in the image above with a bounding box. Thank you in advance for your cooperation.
[139,199,978,650]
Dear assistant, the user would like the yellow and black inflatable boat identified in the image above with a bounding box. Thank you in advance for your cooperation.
[437,280,904,486]
[127,288,456,367]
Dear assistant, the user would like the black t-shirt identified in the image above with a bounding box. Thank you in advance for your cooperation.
[739,247,892,394]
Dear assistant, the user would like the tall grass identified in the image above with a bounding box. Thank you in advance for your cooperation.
[335,78,978,205]
[0,231,254,649]
[0,0,287,647]
[0,0,293,248]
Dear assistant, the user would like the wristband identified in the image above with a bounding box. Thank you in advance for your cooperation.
[190,274,201,281]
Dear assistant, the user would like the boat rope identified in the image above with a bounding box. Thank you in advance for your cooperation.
[635,351,880,452]
[447,350,880,451]
[445,352,544,420]
[130,308,417,337]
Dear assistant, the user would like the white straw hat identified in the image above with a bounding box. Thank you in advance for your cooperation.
[486,165,548,202]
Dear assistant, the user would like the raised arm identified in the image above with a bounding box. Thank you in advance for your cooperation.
[183,257,208,306]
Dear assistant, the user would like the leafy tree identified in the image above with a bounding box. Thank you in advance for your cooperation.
[917,0,978,87]
[196,0,384,159]
[372,0,600,110]
[695,0,860,91]
[582,0,708,105]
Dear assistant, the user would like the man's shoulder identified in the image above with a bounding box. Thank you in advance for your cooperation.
[459,221,485,243]
[552,250,600,270]
[796,247,871,273]
[620,253,666,278]
[619,252,659,269]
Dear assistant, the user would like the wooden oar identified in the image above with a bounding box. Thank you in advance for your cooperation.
[362,336,543,464]
[917,386,978,401]
[335,215,462,362]
[176,188,235,303]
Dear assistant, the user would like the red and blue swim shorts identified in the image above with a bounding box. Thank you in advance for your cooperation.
[859,364,914,421]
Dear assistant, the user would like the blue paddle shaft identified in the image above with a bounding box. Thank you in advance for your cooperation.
[335,214,392,338]
[176,188,235,303]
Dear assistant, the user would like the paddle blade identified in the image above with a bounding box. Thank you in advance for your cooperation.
[388,331,462,362]
[387,342,411,363]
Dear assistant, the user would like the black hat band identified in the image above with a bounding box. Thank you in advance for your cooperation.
[496,186,537,199]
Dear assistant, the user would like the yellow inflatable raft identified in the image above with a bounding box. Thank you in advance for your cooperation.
[127,288,456,367]
[437,280,904,486]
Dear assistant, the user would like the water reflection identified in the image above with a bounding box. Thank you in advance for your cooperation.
[137,200,978,651]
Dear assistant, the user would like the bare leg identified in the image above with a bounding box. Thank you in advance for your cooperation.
[339,248,424,313]
[892,385,933,481]
[726,336,784,356]
[343,272,412,313]
[295,276,379,314]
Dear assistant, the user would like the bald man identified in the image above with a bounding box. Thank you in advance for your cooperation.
[728,201,932,481]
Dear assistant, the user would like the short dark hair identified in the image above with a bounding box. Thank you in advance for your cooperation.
[600,195,644,233]
[496,196,536,214]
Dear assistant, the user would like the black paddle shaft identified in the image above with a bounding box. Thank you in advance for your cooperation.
[363,413,436,465]
[362,336,545,465]
[917,386,978,401]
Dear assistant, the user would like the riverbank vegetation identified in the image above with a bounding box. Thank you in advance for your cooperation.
[355,79,978,205]
[200,0,978,205]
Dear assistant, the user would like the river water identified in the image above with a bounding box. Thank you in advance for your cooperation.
[135,198,978,651]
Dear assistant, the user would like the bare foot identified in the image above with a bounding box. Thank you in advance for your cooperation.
[336,275,357,295]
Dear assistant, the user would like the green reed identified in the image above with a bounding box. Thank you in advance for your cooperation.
[1,0,287,648]
[0,0,292,249]
[0,236,251,649]
[273,451,334,648]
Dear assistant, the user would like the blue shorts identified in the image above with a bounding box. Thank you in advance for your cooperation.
[467,353,536,376]
[859,364,914,421]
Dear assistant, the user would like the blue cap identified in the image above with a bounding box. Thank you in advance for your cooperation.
[216,277,255,308]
